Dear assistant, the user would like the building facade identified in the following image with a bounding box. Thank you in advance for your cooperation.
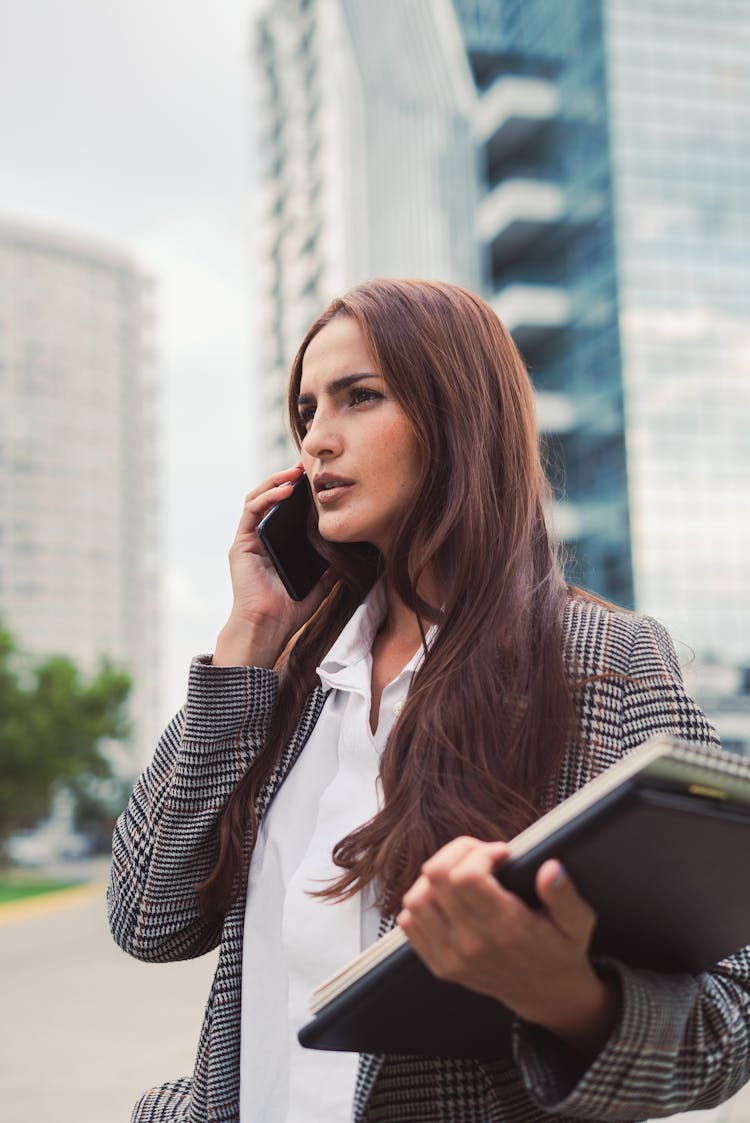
[251,0,478,468]
[455,0,750,746]
[603,0,750,663]
[250,0,750,745]
[456,0,634,606]
[0,219,160,756]
[251,0,635,606]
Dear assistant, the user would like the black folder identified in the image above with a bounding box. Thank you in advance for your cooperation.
[298,735,750,1058]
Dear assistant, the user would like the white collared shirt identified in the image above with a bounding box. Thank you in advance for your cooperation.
[239,582,429,1122]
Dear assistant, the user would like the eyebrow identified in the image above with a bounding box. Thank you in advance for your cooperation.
[297,371,381,406]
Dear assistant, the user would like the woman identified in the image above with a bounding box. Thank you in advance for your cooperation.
[108,279,750,1122]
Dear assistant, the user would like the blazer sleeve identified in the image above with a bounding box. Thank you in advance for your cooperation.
[512,613,750,1119]
[106,658,279,963]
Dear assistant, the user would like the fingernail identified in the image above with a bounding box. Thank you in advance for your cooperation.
[552,862,568,889]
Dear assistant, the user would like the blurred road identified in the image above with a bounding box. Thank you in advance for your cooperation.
[2,872,749,1123]
[0,870,217,1123]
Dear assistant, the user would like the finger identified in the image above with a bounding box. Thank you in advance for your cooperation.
[401,873,441,915]
[243,465,303,505]
[244,465,304,505]
[421,837,505,880]
[417,838,492,922]
[398,878,453,956]
[397,906,454,972]
[422,841,508,905]
[535,860,596,944]
[425,843,515,927]
[236,468,304,535]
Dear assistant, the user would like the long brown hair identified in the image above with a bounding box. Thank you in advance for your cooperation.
[198,278,576,920]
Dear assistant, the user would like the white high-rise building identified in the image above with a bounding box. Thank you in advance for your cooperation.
[251,0,478,469]
[0,218,160,756]
[604,0,750,663]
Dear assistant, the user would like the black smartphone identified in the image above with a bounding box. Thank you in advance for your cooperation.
[257,474,329,601]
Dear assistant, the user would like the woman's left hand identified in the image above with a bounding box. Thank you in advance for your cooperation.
[397,836,620,1057]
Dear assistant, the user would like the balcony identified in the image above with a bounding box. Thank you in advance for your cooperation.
[492,284,572,352]
[534,391,577,436]
[477,178,567,263]
[547,498,628,543]
[476,76,560,162]
[479,177,605,269]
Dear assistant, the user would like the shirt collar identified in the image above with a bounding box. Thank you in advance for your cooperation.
[317,579,437,693]
[317,580,388,692]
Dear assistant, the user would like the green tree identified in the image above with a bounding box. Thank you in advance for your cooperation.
[0,624,132,858]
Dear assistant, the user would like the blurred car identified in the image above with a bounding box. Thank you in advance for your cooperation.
[6,823,92,866]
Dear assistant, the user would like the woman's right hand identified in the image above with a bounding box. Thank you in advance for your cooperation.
[213,465,335,668]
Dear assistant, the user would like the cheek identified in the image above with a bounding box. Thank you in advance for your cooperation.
[377,427,421,496]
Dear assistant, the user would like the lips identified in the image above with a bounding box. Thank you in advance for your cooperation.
[314,473,355,505]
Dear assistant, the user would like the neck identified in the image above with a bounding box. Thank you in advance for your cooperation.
[380,571,440,647]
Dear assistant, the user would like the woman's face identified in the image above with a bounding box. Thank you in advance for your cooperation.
[297,315,421,554]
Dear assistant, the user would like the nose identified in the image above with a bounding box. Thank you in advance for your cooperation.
[300,406,343,462]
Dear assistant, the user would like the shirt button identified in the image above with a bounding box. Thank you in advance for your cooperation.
[393,701,404,716]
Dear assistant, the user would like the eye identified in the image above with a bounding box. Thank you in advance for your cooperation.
[349,386,382,407]
[297,404,316,430]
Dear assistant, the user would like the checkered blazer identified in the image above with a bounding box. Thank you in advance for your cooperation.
[108,596,750,1122]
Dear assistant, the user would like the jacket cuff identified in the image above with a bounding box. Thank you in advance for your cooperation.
[182,656,279,743]
[514,958,697,1116]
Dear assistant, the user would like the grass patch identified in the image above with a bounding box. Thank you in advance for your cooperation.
[0,878,83,904]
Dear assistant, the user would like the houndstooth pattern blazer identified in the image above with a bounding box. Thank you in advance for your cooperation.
[107,597,750,1122]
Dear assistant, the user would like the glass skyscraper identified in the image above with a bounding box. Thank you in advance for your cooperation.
[455,0,634,607]
[457,0,750,668]
[251,0,750,695]
[604,0,750,662]
[453,0,750,751]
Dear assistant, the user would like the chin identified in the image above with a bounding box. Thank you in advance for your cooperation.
[316,518,352,542]
[318,527,359,544]
[317,517,374,546]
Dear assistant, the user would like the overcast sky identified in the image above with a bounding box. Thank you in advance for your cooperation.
[0,0,265,718]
